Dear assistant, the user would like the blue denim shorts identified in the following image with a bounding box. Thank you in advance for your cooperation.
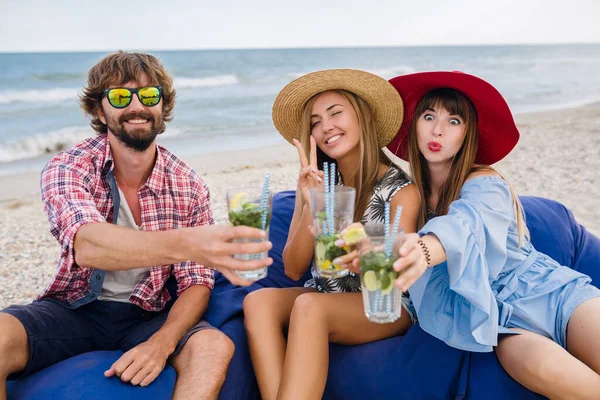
[2,299,215,379]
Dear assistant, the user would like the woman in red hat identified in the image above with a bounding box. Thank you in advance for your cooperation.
[387,71,600,398]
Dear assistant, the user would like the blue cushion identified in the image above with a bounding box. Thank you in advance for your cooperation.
[7,351,176,400]
[10,191,598,399]
[224,191,597,400]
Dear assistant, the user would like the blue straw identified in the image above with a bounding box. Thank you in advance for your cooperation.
[259,173,271,231]
[323,162,330,235]
[385,205,403,256]
[384,202,391,256]
[329,163,336,235]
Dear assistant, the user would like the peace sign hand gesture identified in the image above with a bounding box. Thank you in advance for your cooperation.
[293,136,324,206]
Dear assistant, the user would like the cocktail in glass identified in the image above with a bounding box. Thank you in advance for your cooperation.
[309,186,356,278]
[359,227,404,323]
[226,187,272,281]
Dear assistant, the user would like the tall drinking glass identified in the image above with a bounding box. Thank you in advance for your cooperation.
[358,224,404,323]
[226,187,272,281]
[309,186,356,278]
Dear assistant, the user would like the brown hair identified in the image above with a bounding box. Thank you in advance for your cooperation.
[300,89,391,222]
[408,88,528,243]
[80,51,176,134]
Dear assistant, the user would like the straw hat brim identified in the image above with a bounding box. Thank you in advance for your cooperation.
[272,69,404,147]
[386,71,520,165]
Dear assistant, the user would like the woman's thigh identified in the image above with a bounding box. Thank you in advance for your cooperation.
[243,287,317,330]
[567,296,600,374]
[291,292,413,345]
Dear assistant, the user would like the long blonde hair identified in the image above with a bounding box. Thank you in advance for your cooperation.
[408,88,528,244]
[300,89,390,222]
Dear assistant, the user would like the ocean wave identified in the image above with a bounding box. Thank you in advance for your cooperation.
[33,72,85,82]
[0,126,185,163]
[0,127,91,162]
[174,75,239,89]
[0,88,80,105]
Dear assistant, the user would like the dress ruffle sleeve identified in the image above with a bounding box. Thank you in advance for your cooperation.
[410,177,515,352]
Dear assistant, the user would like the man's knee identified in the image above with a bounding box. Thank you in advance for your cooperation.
[181,329,234,365]
[0,313,29,377]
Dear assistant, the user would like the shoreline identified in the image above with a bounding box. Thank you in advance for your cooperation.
[0,101,598,307]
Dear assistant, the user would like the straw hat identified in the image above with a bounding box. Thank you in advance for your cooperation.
[386,71,520,165]
[272,69,404,147]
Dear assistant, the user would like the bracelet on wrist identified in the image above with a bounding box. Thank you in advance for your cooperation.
[417,238,432,267]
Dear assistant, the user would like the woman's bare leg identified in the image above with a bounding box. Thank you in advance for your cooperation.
[243,287,315,400]
[277,292,412,400]
[566,297,600,374]
[496,328,600,400]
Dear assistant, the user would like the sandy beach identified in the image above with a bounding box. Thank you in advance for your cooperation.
[1,103,599,308]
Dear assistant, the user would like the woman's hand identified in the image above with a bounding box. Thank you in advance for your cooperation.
[293,136,323,205]
[333,223,364,274]
[393,233,429,292]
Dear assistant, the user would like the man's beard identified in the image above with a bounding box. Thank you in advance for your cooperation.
[106,110,162,152]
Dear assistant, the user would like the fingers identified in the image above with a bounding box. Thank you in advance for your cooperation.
[219,266,254,286]
[309,135,318,168]
[119,359,144,383]
[222,225,267,241]
[127,360,163,387]
[300,167,322,183]
[225,238,273,256]
[105,352,134,379]
[347,258,361,275]
[139,368,162,387]
[398,233,420,258]
[293,138,309,168]
[333,249,358,270]
[394,262,426,292]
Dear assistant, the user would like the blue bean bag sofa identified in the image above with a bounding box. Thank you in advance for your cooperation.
[9,191,599,399]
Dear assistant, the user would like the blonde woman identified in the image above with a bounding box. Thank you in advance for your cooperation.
[243,70,421,399]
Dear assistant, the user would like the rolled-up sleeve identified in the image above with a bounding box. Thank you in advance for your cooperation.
[411,177,514,352]
[41,158,106,274]
[173,178,215,293]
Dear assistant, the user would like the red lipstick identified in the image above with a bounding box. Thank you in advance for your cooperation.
[428,141,442,152]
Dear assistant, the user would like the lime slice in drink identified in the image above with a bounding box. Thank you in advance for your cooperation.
[380,271,396,295]
[363,270,379,292]
[341,226,367,245]
[230,192,249,211]
[316,241,327,263]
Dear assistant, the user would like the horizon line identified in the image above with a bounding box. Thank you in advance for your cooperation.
[1,41,599,55]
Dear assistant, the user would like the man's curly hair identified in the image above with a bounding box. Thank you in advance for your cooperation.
[80,51,176,134]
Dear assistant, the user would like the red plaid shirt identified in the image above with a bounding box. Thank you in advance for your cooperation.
[39,135,215,311]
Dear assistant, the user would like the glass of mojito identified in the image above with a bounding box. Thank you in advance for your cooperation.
[358,226,404,323]
[309,186,356,278]
[226,187,272,281]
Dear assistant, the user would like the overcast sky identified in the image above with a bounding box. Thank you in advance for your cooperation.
[1,0,598,52]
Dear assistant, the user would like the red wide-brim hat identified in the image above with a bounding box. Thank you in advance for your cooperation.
[386,71,520,165]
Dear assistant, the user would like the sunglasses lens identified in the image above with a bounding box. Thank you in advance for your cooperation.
[107,88,132,108]
[138,87,161,107]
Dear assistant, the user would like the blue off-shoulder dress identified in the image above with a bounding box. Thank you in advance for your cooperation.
[409,176,600,352]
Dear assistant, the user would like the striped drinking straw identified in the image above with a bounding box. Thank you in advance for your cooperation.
[259,173,271,231]
[323,162,330,236]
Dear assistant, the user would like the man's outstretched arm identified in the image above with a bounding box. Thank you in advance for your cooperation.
[74,222,272,276]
